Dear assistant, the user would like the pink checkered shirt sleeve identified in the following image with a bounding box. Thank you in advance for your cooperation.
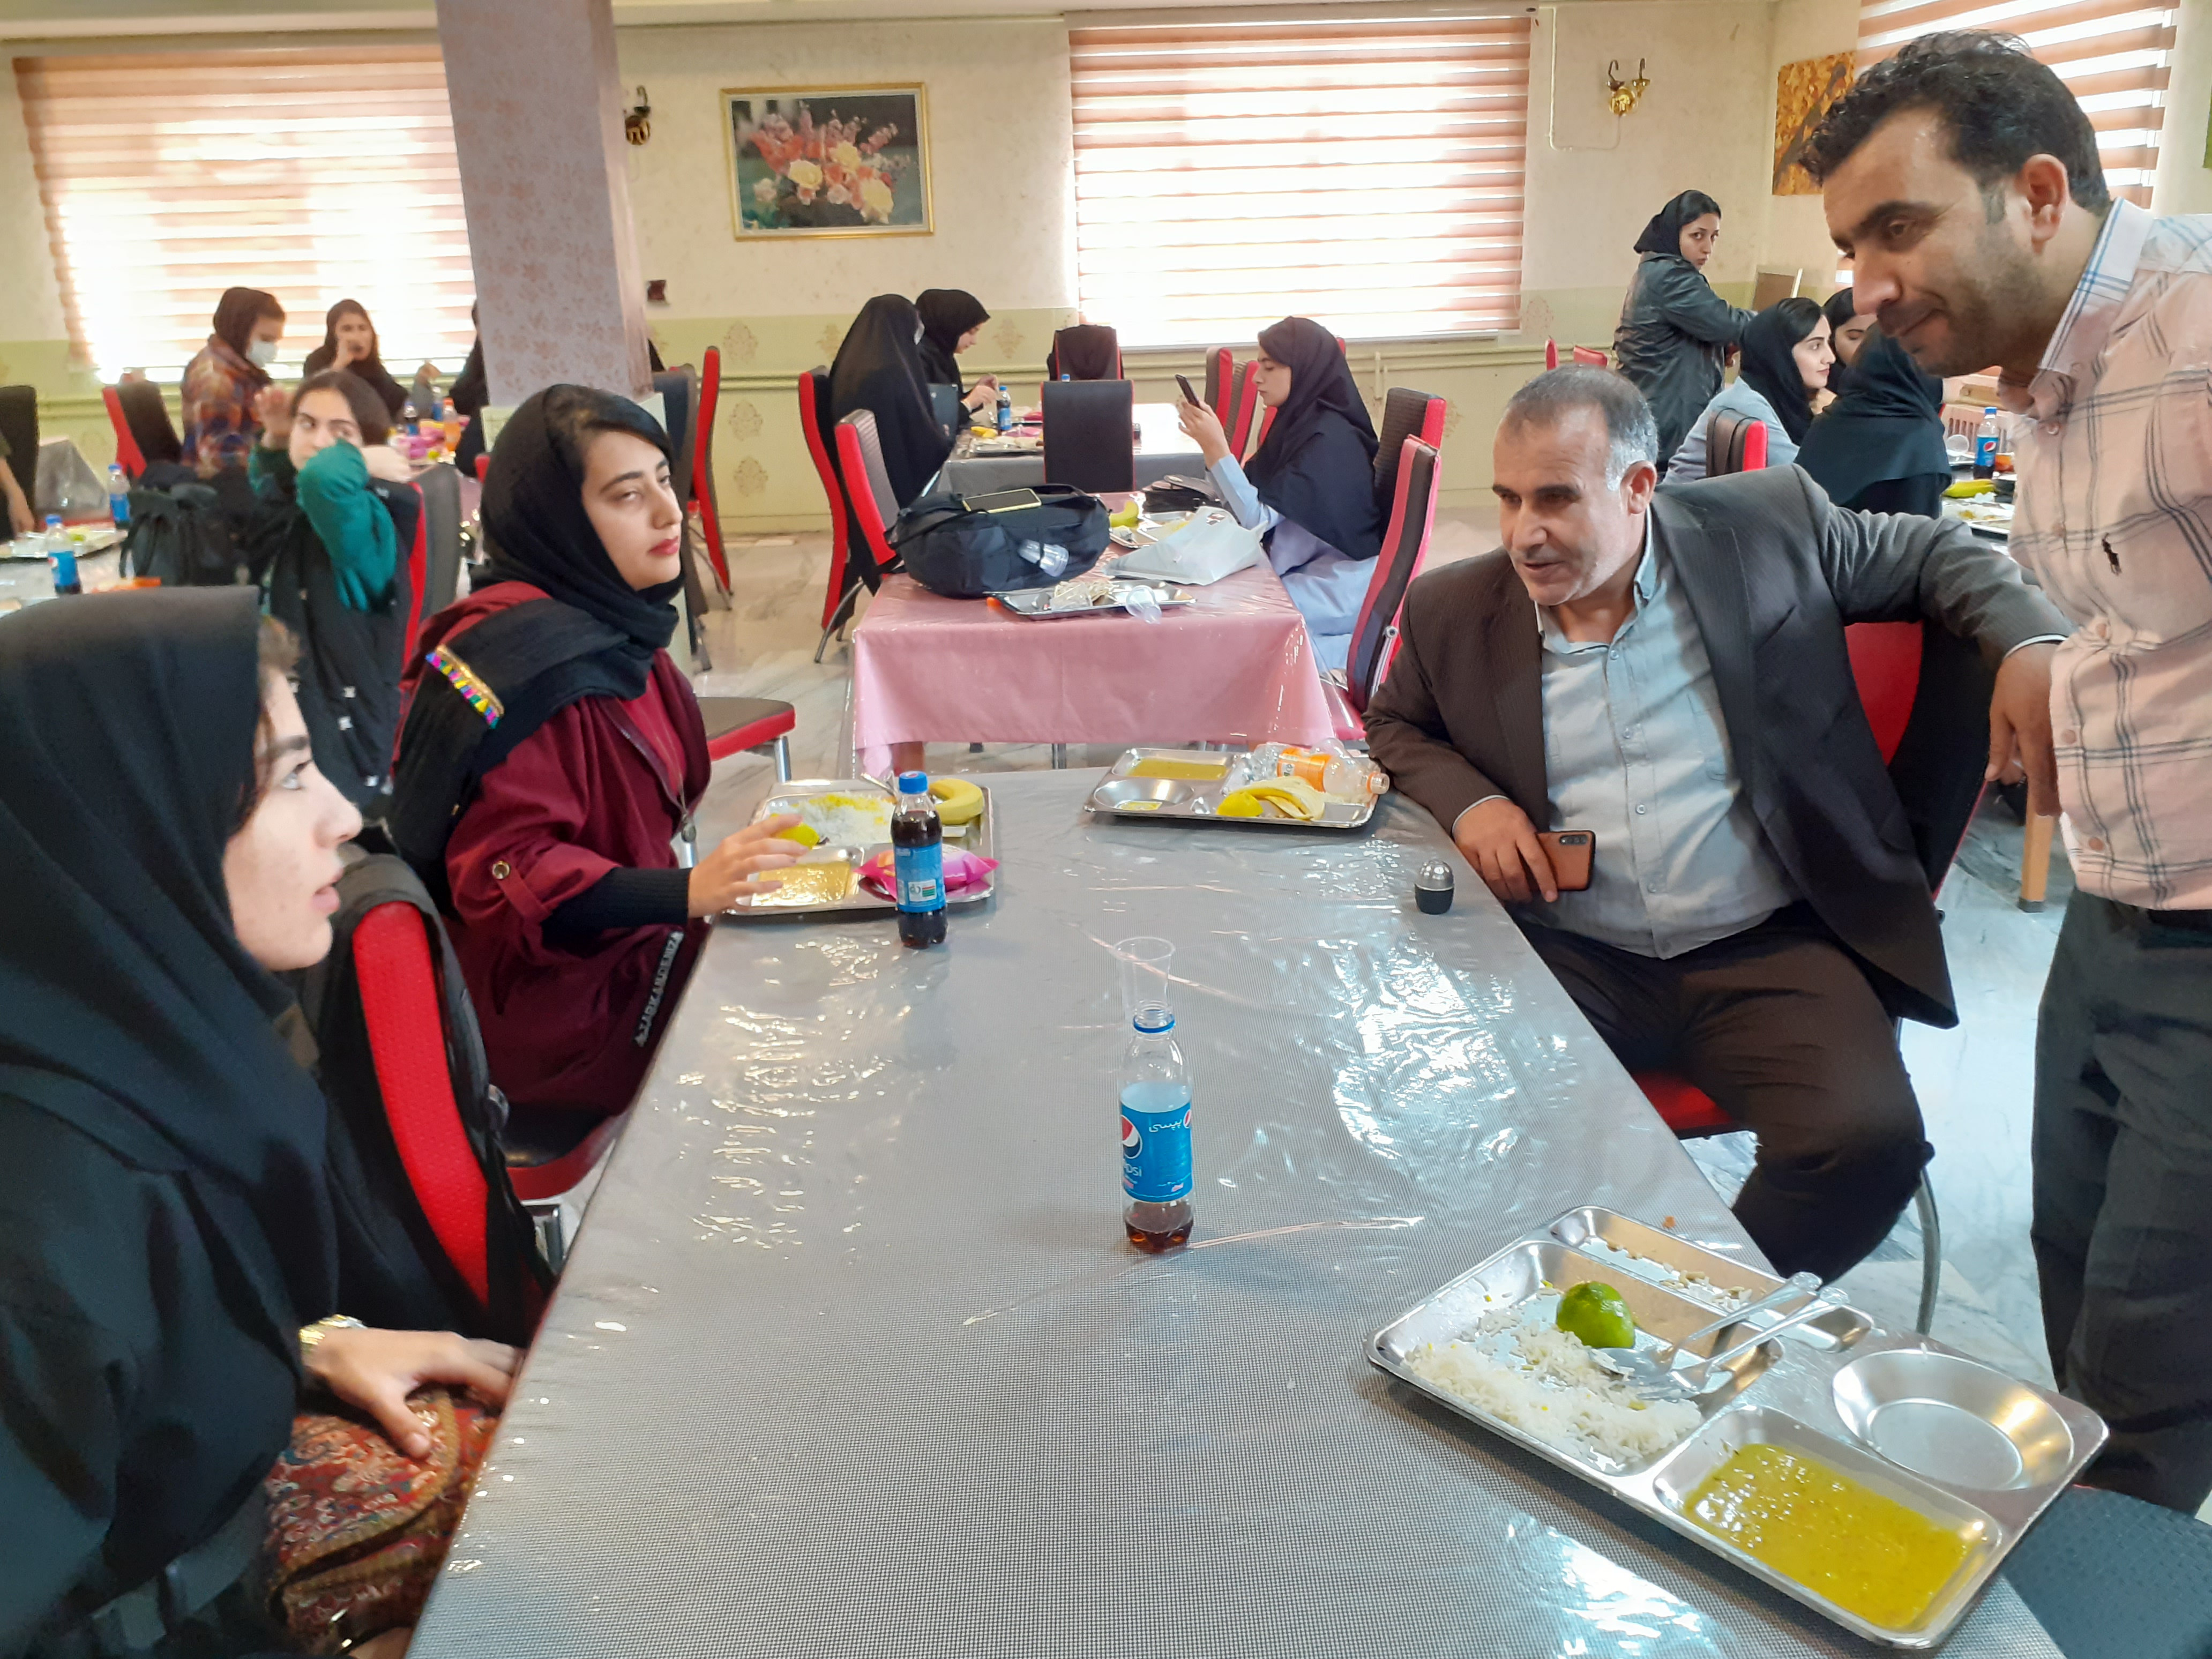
[2003,203,2212,909]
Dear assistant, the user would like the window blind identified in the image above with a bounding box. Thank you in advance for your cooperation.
[15,46,477,382]
[1855,0,2176,204]
[1068,13,1531,348]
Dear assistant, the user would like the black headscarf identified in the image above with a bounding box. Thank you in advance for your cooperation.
[211,286,281,383]
[1824,287,1865,395]
[452,304,488,469]
[1633,190,1723,258]
[392,386,685,883]
[1796,326,1952,509]
[1244,317,1385,562]
[0,587,337,1332]
[829,295,950,508]
[302,300,407,417]
[1047,324,1119,382]
[1735,296,1825,446]
[916,289,989,391]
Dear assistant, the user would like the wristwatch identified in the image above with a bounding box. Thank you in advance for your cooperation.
[298,1313,364,1368]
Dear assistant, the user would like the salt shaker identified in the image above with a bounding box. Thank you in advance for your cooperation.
[1415,860,1455,914]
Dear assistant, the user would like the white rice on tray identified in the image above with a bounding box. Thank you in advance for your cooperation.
[772,792,893,849]
[1406,1298,1702,1470]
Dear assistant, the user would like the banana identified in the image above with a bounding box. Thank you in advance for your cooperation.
[1216,778,1326,820]
[929,776,986,826]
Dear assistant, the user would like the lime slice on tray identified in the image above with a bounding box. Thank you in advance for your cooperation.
[1556,1281,1636,1349]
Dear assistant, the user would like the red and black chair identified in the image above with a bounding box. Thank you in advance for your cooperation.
[697,695,795,781]
[1328,438,1440,742]
[1373,387,1446,513]
[103,380,182,481]
[1227,361,1264,460]
[1047,323,1122,382]
[691,345,731,589]
[834,409,909,580]
[1200,347,1234,417]
[1042,379,1135,494]
[801,367,869,662]
[1633,618,1993,1335]
[1572,345,1609,368]
[1706,410,1770,477]
[1544,339,1561,371]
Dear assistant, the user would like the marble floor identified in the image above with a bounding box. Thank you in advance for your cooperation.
[685,517,2078,1416]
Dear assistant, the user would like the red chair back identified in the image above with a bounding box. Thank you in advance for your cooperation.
[799,368,855,626]
[474,455,489,484]
[1374,387,1446,510]
[1707,412,1769,477]
[1572,346,1608,368]
[1544,339,1560,372]
[103,386,147,479]
[1227,360,1262,459]
[1846,623,1923,765]
[352,901,494,1309]
[402,481,429,659]
[1201,347,1234,416]
[834,411,903,570]
[692,345,729,587]
[1345,438,1441,714]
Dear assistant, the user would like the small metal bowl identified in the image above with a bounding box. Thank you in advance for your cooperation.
[1094,778,1193,811]
[1833,1348,2075,1490]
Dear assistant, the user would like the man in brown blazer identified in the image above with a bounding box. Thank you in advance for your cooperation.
[1366,367,2069,1277]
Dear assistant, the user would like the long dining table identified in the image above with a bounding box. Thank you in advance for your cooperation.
[409,769,2060,1659]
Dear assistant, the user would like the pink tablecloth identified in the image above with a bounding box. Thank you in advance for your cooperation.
[849,561,1340,774]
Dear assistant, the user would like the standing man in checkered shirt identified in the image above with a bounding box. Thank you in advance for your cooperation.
[1809,33,2212,1513]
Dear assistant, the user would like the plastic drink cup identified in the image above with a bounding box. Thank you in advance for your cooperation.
[1115,936,1174,1023]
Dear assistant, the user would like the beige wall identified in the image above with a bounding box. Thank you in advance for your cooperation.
[2152,0,2212,218]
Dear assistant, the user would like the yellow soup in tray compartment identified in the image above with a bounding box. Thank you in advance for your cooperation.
[1127,757,1230,782]
[1685,1444,1975,1630]
[753,861,856,906]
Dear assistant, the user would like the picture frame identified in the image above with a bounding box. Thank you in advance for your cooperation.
[1772,53,1855,196]
[723,85,932,238]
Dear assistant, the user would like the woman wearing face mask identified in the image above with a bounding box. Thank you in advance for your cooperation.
[0,591,518,1659]
[1797,289,1954,519]
[1665,297,1832,482]
[182,287,287,479]
[243,370,419,812]
[301,300,410,420]
[392,386,801,1137]
[915,288,1000,415]
[1174,316,1385,672]
[828,294,950,509]
[1611,191,1756,465]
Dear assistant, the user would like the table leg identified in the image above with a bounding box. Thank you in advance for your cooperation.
[2021,812,2057,912]
[1050,743,1067,769]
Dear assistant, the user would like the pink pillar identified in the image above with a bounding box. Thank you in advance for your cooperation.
[435,0,652,405]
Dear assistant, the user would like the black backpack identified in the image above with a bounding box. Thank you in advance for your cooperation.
[889,485,1111,599]
[293,852,552,1345]
[122,462,243,587]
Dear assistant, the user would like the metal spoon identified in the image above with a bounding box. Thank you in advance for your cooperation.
[1587,1272,1819,1393]
[1602,1288,1850,1404]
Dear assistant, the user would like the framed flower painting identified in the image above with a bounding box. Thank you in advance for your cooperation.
[723,86,932,237]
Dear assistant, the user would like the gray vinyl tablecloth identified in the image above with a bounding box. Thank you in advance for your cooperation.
[412,771,2060,1659]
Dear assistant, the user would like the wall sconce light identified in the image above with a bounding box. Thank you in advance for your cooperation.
[1606,59,1650,118]
[625,86,652,145]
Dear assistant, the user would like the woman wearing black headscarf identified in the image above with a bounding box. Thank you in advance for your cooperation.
[915,288,999,414]
[828,294,951,508]
[301,300,410,419]
[1822,286,1876,399]
[449,303,489,471]
[0,589,517,1658]
[1175,316,1385,671]
[1611,190,1757,464]
[1666,297,1833,482]
[1797,318,1954,518]
[392,386,799,1132]
[182,286,286,479]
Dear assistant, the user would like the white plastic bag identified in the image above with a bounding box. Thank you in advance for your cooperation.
[1111,507,1264,587]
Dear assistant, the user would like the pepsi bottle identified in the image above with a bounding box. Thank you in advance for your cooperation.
[892,771,946,948]
[1120,1003,1192,1251]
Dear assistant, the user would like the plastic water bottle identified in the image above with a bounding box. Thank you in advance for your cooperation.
[1121,1003,1192,1251]
[107,464,130,529]
[995,385,1013,435]
[441,397,462,450]
[1271,746,1388,800]
[44,515,80,596]
[401,401,419,437]
[1974,408,2001,479]
[892,771,946,947]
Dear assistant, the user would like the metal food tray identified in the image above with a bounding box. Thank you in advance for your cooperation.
[990,583,1195,621]
[718,777,995,920]
[1369,1208,2106,1649]
[1084,747,1379,832]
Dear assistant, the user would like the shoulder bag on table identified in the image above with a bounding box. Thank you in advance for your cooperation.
[889,485,1110,600]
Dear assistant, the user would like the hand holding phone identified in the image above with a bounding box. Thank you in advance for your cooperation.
[1536,830,1595,892]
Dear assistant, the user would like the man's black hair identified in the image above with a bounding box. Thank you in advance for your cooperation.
[1804,32,2110,218]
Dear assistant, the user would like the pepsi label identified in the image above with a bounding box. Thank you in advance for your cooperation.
[1976,434,1999,469]
[893,841,944,912]
[1121,1093,1192,1202]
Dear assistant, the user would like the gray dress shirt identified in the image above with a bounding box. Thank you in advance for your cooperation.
[1467,526,1799,958]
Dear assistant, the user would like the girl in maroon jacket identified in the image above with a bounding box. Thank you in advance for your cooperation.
[392,385,797,1133]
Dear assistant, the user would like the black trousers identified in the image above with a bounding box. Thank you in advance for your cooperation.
[1520,905,1930,1281]
[2033,890,2212,1514]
